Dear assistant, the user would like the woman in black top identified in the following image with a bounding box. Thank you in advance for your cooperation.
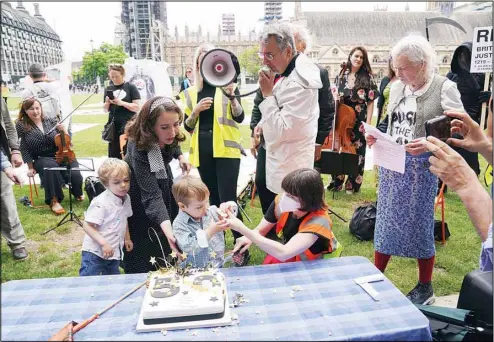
[16,98,83,215]
[328,46,379,194]
[123,96,191,274]
[103,64,141,159]
[179,44,249,266]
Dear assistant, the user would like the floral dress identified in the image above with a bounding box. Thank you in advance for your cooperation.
[330,69,379,193]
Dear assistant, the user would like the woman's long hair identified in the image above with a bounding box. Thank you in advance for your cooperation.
[193,43,215,92]
[124,96,186,151]
[17,98,44,131]
[342,46,373,91]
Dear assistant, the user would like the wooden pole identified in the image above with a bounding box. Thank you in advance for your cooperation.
[480,72,491,131]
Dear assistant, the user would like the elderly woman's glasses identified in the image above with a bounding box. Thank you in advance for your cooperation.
[258,52,278,61]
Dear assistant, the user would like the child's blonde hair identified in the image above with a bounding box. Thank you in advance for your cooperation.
[98,158,131,187]
[172,175,209,206]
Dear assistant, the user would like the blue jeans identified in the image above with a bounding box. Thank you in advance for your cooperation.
[79,251,120,276]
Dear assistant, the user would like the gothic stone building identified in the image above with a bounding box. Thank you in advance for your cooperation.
[297,10,491,82]
[164,25,258,78]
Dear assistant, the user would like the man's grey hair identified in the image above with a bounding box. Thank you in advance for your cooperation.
[259,22,295,52]
[391,33,437,77]
[290,23,312,52]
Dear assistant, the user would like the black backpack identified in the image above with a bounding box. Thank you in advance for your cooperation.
[349,202,377,241]
[84,176,106,204]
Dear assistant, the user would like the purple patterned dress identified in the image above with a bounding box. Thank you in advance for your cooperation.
[374,152,438,259]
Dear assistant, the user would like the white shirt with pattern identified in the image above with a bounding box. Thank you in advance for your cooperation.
[82,189,133,260]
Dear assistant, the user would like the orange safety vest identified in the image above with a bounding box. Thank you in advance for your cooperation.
[273,195,339,262]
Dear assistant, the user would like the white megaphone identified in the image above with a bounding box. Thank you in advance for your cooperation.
[200,48,259,98]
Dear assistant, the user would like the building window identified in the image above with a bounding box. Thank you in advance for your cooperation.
[372,56,379,63]
[332,48,338,55]
[442,56,448,64]
[378,69,384,79]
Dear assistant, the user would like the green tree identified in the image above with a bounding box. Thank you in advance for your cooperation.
[80,43,128,83]
[238,45,262,78]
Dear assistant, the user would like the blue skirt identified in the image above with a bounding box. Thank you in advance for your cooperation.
[374,153,438,259]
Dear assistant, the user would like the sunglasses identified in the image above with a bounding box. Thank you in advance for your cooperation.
[108,63,123,68]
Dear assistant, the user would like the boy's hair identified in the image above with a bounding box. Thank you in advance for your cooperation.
[281,168,327,212]
[172,175,209,206]
[98,158,131,187]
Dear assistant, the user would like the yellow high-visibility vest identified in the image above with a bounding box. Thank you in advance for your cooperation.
[179,85,242,167]
[485,165,492,187]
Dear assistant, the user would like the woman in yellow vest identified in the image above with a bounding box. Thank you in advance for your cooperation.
[221,168,342,264]
[179,43,247,266]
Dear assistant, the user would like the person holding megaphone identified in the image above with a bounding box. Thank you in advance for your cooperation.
[179,43,250,267]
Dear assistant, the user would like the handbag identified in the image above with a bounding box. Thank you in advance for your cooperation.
[84,176,106,204]
[349,202,377,241]
[101,118,115,142]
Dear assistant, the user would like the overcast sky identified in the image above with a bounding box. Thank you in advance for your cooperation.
[12,1,469,61]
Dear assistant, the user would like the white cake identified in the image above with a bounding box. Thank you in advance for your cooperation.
[140,268,228,326]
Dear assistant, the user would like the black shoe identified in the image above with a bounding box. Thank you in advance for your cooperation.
[406,281,435,305]
[12,247,28,261]
[232,250,250,267]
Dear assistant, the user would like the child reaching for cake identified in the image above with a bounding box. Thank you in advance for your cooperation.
[79,158,134,276]
[171,175,238,268]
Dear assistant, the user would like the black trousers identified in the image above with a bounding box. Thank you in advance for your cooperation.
[254,145,278,240]
[34,157,83,205]
[197,130,243,242]
[108,121,127,159]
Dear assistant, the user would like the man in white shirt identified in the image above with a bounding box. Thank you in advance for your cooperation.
[257,22,322,194]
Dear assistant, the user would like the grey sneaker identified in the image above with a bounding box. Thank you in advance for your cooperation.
[12,247,28,261]
[406,282,435,305]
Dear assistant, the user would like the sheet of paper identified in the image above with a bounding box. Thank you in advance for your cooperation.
[362,122,406,174]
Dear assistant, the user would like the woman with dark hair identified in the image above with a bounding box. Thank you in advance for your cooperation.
[15,98,84,215]
[376,57,398,127]
[328,46,379,194]
[104,64,141,159]
[123,96,191,274]
[224,168,341,264]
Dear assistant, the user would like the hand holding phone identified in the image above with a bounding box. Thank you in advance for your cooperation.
[425,115,451,142]
[106,90,115,101]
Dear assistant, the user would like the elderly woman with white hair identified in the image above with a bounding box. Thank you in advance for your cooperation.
[178,43,249,266]
[366,34,464,305]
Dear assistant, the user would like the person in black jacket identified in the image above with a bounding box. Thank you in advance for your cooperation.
[250,24,334,225]
[446,42,492,179]
[376,57,398,127]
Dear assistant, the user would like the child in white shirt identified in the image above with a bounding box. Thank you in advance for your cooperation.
[79,158,133,276]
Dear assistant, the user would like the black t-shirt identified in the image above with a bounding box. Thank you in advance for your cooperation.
[197,82,216,132]
[264,201,328,255]
[104,82,141,125]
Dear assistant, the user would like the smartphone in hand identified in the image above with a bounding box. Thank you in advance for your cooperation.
[425,115,452,142]
[106,90,115,100]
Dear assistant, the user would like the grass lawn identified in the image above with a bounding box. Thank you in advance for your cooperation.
[1,94,490,299]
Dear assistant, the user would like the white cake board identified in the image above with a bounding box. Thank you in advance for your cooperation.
[135,297,233,333]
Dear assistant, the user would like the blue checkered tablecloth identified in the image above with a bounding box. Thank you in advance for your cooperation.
[1,256,432,341]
